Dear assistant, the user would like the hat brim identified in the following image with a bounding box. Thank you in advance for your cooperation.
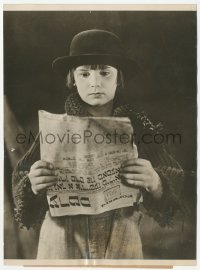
[52,54,139,79]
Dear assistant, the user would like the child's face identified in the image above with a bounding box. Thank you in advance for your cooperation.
[74,65,118,107]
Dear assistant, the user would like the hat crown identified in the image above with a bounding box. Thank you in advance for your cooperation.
[69,29,124,56]
[52,29,138,78]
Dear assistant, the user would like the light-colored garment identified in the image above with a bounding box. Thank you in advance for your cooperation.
[37,208,143,259]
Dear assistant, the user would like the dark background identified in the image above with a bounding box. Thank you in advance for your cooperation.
[4,11,197,259]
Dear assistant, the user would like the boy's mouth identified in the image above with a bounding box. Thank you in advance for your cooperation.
[89,93,104,96]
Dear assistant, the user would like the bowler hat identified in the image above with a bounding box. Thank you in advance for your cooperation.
[52,29,139,78]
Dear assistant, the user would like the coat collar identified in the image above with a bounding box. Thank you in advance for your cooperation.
[64,91,162,132]
[64,91,133,117]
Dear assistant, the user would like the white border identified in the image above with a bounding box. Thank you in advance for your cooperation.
[2,4,197,11]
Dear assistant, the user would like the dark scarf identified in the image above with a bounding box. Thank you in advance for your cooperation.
[64,91,161,133]
[64,91,133,117]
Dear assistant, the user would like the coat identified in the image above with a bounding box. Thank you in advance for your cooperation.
[12,91,184,259]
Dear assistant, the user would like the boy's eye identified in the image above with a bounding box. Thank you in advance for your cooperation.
[76,71,90,78]
[100,71,110,76]
[81,72,90,77]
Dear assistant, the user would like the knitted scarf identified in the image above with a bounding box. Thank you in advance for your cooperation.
[64,91,133,117]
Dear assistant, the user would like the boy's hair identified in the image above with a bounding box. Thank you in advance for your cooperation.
[66,64,125,90]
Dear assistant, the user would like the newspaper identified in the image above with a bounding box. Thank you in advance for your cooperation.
[39,110,142,216]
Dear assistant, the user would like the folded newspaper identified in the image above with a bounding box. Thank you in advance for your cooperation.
[39,110,142,216]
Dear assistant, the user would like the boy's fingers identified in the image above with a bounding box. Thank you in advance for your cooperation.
[34,175,57,185]
[119,173,145,182]
[33,182,57,195]
[120,166,146,174]
[132,143,138,158]
[32,168,56,177]
[121,158,151,168]
[125,179,145,188]
[31,160,54,170]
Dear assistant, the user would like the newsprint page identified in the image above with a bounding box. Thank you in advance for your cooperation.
[3,3,197,269]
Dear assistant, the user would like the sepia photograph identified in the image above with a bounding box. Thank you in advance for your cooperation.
[3,5,197,267]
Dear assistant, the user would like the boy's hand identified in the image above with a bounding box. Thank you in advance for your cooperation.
[119,158,162,199]
[28,160,57,195]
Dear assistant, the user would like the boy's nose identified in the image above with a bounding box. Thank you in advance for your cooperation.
[90,71,101,88]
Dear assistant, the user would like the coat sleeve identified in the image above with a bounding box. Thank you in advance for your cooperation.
[12,133,48,229]
[133,112,184,227]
